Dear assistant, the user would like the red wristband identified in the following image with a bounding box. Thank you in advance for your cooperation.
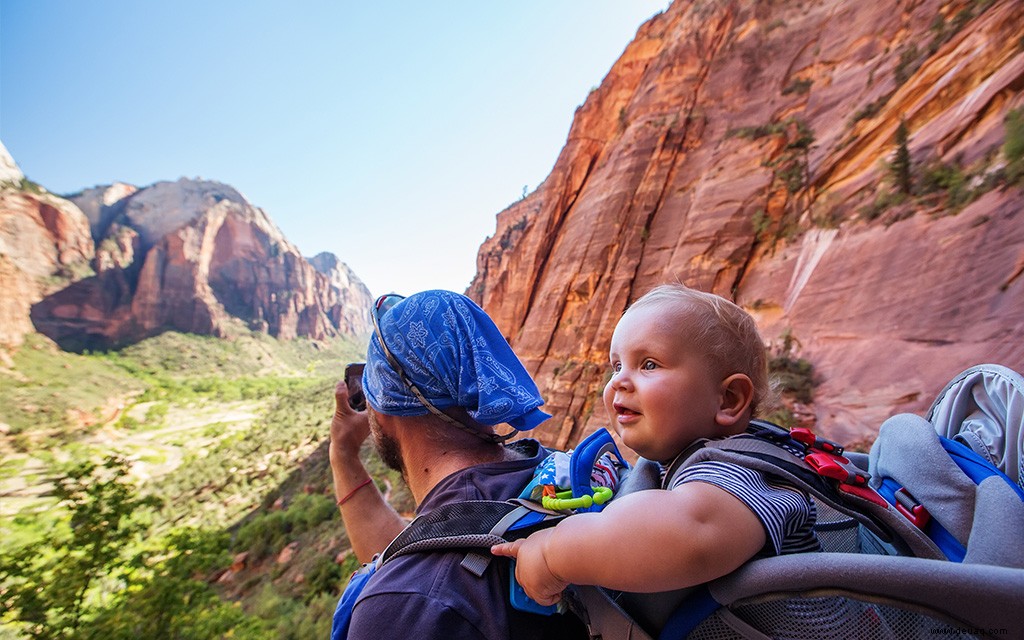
[336,478,373,507]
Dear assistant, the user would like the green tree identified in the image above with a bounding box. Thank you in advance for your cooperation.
[1005,107,1024,184]
[0,456,161,638]
[87,529,271,639]
[890,119,913,194]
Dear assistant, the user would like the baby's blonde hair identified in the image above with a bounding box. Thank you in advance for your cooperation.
[626,284,770,415]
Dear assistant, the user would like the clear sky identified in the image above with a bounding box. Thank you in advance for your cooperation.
[1,1,667,297]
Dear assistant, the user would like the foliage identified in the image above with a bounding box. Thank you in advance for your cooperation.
[0,334,144,440]
[917,160,974,211]
[1005,107,1024,184]
[894,45,922,86]
[781,78,813,96]
[86,528,271,640]
[233,493,338,560]
[890,119,913,195]
[850,93,893,124]
[767,330,816,405]
[0,456,161,638]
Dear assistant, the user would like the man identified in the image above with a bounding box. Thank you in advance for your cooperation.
[328,290,587,639]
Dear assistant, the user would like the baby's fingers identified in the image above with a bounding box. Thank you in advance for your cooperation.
[490,540,522,558]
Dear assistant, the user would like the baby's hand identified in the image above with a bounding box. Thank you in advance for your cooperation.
[491,529,568,606]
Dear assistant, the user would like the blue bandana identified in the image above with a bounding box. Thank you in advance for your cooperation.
[363,290,550,432]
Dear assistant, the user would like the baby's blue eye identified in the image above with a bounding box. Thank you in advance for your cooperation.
[611,362,622,373]
[642,360,657,370]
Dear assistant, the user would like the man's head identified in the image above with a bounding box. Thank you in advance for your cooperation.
[603,284,769,462]
[362,290,550,470]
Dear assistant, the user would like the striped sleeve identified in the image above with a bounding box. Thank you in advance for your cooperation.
[669,461,820,555]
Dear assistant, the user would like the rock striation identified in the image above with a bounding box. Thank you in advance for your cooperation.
[470,0,1024,448]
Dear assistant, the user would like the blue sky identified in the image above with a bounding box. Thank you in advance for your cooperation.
[2,1,667,297]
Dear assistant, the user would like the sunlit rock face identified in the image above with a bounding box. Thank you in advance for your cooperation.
[470,0,1024,448]
[19,177,367,350]
[0,187,95,347]
[308,252,374,337]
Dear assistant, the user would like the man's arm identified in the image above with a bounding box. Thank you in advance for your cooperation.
[330,380,407,562]
[492,482,766,604]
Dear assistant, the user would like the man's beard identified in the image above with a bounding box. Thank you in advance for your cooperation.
[370,411,405,475]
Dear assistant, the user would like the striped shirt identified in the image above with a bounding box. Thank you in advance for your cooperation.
[668,461,821,556]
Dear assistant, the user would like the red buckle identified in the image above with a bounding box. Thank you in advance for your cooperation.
[804,451,868,486]
[790,428,845,456]
[839,483,889,508]
[894,487,931,528]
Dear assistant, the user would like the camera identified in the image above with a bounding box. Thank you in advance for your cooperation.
[345,362,366,411]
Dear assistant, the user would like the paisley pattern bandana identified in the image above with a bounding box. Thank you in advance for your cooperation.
[363,290,551,432]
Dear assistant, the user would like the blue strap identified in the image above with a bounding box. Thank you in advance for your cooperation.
[657,585,720,640]
[569,428,628,513]
[330,563,377,640]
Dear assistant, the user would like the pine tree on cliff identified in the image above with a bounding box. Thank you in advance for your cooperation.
[891,119,913,195]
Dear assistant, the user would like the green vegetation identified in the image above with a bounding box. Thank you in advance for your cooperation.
[781,78,813,96]
[1,330,377,639]
[890,119,913,195]
[1005,107,1024,184]
[0,334,144,443]
[763,330,817,428]
[732,118,815,248]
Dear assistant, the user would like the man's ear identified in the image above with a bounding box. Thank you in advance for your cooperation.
[715,374,754,427]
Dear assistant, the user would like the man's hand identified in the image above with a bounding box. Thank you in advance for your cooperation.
[491,530,568,606]
[330,378,370,463]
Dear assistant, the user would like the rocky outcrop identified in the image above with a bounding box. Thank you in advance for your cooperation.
[0,144,95,347]
[471,0,1024,448]
[21,177,365,350]
[308,252,374,336]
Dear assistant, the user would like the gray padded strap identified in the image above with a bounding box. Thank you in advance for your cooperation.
[707,553,1024,635]
[962,476,1024,568]
[869,414,979,545]
[676,435,944,559]
[570,586,654,640]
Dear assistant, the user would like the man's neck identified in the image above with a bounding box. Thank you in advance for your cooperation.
[400,430,524,505]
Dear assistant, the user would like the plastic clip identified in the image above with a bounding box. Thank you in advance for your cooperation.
[894,487,931,528]
[790,428,845,456]
[804,451,867,485]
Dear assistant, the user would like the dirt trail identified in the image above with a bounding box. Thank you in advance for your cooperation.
[0,400,264,517]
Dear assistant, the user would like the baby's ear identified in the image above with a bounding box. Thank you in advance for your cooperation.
[715,374,754,427]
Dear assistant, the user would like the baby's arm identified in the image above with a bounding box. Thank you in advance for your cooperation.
[492,482,766,603]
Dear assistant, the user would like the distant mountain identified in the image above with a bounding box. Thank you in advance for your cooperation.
[0,142,95,348]
[0,156,372,350]
[470,0,1024,447]
[308,252,373,336]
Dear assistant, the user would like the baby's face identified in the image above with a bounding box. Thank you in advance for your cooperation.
[603,302,723,462]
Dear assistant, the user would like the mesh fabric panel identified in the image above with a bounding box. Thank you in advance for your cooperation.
[685,596,983,640]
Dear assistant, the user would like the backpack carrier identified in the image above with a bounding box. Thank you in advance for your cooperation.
[331,364,1024,640]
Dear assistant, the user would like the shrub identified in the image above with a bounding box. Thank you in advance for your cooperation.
[1005,107,1024,184]
[767,330,816,404]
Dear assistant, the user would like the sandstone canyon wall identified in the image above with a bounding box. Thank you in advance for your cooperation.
[0,162,372,350]
[0,142,95,348]
[471,0,1024,448]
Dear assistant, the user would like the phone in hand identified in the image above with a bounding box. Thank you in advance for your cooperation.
[345,362,366,411]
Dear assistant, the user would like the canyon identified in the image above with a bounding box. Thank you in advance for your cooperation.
[470,0,1024,447]
[0,152,372,351]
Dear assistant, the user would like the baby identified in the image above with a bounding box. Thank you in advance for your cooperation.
[492,284,819,604]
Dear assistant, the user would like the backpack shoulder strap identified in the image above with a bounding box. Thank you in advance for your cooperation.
[662,420,945,559]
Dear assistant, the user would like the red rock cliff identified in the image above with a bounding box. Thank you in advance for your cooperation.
[25,178,371,349]
[0,142,95,348]
[471,0,1024,448]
